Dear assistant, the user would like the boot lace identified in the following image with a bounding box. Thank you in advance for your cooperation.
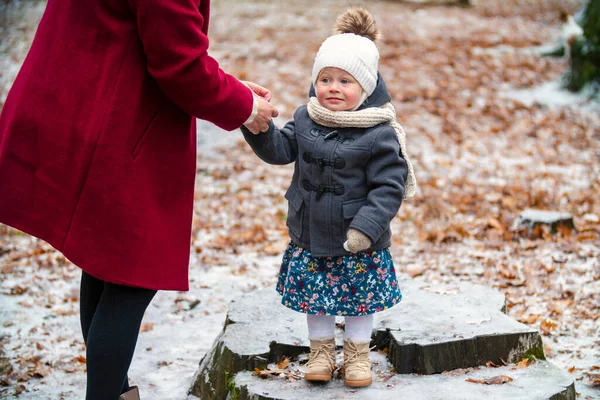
[306,342,336,370]
[343,340,373,373]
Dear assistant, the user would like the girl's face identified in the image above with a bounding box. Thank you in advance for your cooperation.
[315,67,363,111]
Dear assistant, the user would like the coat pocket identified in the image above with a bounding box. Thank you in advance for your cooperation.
[284,184,305,238]
[342,197,367,236]
[131,110,160,160]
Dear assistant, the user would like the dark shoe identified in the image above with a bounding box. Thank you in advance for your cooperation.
[119,386,140,400]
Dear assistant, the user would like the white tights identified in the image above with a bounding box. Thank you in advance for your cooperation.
[307,314,374,343]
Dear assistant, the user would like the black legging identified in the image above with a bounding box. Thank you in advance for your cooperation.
[80,271,156,400]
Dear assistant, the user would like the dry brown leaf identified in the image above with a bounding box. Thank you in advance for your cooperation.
[252,367,293,379]
[140,323,154,332]
[488,218,504,231]
[442,368,470,376]
[277,357,290,370]
[406,265,426,278]
[32,365,51,378]
[540,318,558,335]
[466,375,513,385]
[9,286,28,295]
[486,361,500,368]
[518,314,540,324]
[577,233,597,242]
[512,358,536,369]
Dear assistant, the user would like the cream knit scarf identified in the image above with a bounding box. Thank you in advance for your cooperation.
[307,97,417,199]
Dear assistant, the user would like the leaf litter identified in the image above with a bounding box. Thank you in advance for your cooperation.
[1,0,599,398]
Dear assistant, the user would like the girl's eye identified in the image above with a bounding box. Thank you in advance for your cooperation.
[320,78,330,84]
[341,79,350,84]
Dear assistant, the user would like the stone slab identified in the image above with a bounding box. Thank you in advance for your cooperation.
[513,209,575,234]
[190,276,546,399]
[233,358,576,400]
[372,278,543,373]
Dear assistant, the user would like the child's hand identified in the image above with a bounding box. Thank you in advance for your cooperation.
[343,229,371,253]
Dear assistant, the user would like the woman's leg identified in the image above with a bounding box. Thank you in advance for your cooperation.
[344,314,373,343]
[84,279,156,400]
[80,271,105,344]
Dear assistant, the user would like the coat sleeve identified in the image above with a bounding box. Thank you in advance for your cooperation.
[349,126,408,243]
[240,110,300,166]
[127,0,253,131]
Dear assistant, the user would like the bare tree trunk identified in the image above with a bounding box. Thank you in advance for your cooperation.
[564,0,600,92]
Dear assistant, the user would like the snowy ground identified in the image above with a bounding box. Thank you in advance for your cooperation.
[1,0,599,399]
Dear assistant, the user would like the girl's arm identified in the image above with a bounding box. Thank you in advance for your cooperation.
[349,126,408,243]
[241,109,300,165]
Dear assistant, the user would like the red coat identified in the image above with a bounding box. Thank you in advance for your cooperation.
[0,0,253,291]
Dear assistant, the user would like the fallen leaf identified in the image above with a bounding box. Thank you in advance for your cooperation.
[277,357,290,370]
[466,375,513,385]
[140,323,154,332]
[442,368,470,376]
[512,358,536,369]
[32,365,51,378]
[488,218,504,231]
[540,318,558,335]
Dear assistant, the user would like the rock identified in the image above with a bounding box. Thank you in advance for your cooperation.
[372,280,543,374]
[513,209,575,236]
[233,358,576,400]
[189,276,557,399]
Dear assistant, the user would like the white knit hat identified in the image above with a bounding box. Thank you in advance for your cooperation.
[312,33,380,96]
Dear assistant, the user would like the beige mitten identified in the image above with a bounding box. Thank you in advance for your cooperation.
[344,229,372,253]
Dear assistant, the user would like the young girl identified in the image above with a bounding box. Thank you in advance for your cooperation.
[242,7,416,388]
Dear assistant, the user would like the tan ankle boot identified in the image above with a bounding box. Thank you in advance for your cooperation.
[343,339,372,387]
[119,386,140,400]
[304,337,336,381]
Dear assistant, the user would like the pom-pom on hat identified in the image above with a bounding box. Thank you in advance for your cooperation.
[312,8,381,96]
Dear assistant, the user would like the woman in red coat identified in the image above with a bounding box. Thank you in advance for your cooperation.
[0,0,277,398]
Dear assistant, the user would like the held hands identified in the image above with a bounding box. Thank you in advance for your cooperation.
[242,81,279,135]
[343,229,372,253]
[242,81,271,101]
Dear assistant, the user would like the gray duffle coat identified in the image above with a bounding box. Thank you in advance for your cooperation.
[242,76,408,257]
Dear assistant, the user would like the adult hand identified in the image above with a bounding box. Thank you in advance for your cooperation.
[242,81,272,102]
[244,97,279,135]
[343,229,372,253]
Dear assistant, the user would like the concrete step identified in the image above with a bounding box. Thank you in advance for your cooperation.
[233,357,575,400]
[189,276,565,399]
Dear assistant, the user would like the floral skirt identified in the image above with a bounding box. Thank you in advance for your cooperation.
[276,241,402,316]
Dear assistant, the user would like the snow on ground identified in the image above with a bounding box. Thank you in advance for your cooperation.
[1,0,599,399]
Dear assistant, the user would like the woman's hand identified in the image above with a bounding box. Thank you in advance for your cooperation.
[242,81,271,101]
[244,97,279,134]
[344,229,372,253]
